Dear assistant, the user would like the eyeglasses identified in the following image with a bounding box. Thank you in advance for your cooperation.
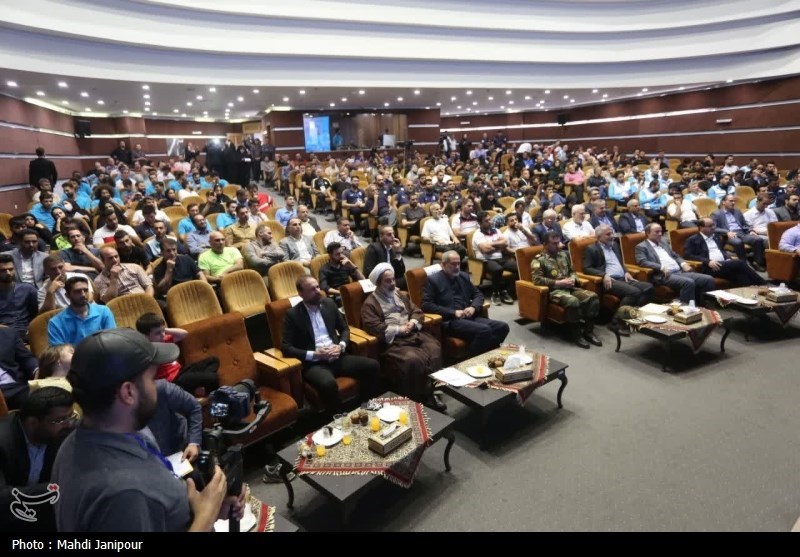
[48,410,79,425]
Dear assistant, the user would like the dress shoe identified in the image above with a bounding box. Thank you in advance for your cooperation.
[752,262,766,272]
[574,336,591,349]
[500,290,515,305]
[584,332,603,347]
[425,393,448,412]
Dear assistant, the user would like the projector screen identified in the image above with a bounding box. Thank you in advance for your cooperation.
[303,115,331,152]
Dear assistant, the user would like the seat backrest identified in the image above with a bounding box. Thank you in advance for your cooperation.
[309,254,330,281]
[693,198,718,218]
[498,196,516,211]
[265,220,286,243]
[313,230,327,255]
[162,205,188,220]
[219,269,270,316]
[267,261,306,300]
[0,213,12,238]
[620,232,646,266]
[205,213,219,231]
[265,298,292,348]
[350,246,366,274]
[339,281,368,329]
[405,267,433,307]
[266,206,280,221]
[516,245,543,282]
[568,236,597,274]
[181,195,203,209]
[181,312,257,386]
[223,185,240,199]
[107,293,164,330]
[768,220,796,250]
[735,185,756,201]
[669,227,699,257]
[29,308,63,358]
[166,279,223,327]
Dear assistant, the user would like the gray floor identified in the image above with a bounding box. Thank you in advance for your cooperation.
[245,188,800,531]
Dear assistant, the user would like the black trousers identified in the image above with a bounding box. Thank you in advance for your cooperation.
[709,259,766,286]
[483,257,518,292]
[302,354,380,413]
[444,316,510,357]
[607,278,654,307]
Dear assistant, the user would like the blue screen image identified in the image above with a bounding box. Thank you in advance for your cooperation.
[303,116,331,152]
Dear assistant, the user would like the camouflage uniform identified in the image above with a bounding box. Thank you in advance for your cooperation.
[531,250,599,324]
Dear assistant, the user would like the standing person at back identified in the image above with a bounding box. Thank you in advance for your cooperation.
[29,147,57,189]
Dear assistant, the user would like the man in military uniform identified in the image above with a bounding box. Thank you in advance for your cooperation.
[532,231,602,349]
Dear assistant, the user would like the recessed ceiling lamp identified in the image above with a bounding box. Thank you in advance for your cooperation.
[282,97,289,102]
[6,80,18,87]
[545,90,550,94]
[341,97,348,102]
[80,91,88,97]
[143,94,150,99]
[237,97,244,102]
[384,102,390,107]
[252,89,259,94]
[299,90,306,95]
[488,96,494,101]
[196,95,203,100]
[58,81,68,88]
[228,102,234,107]
[330,102,336,107]
[358,90,365,95]
[173,109,179,113]
[97,100,104,105]
[506,90,512,95]
[36,91,45,96]
[142,85,149,90]
[414,90,420,95]
[209,87,216,92]
[186,102,192,106]
[397,97,403,101]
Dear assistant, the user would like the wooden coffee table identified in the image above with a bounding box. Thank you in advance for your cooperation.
[275,392,455,527]
[437,347,568,449]
[704,286,800,340]
[614,308,733,372]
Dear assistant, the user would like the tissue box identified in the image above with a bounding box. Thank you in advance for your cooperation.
[495,366,533,384]
[368,424,412,456]
[766,291,797,303]
[674,311,702,324]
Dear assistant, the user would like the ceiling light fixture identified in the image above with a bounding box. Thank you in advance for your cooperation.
[466,90,472,95]
[726,79,733,83]
[143,94,150,99]
[299,90,306,95]
[227,102,234,107]
[80,91,88,97]
[602,93,608,98]
[123,110,129,114]
[58,81,68,88]
[152,112,158,116]
[358,90,365,95]
[509,101,514,105]
[592,89,598,93]
[397,97,403,101]
[252,89,259,94]
[186,101,192,106]
[384,102,390,107]
[488,96,494,101]
[86,107,92,112]
[144,101,150,106]
[524,95,531,100]
[472,101,477,105]
[61,100,69,105]
[173,109,179,113]
[181,113,186,117]
[97,100,104,105]
[36,91,45,96]
[282,97,289,102]
[456,105,461,109]
[341,97,348,102]
[196,95,203,100]
[330,102,336,107]
[7,80,18,87]
[563,95,569,99]
[545,89,550,94]
[142,85,149,90]
[436,102,441,106]
[203,111,208,115]
[450,96,457,101]
[570,99,575,103]
[642,88,648,92]
[237,96,244,102]
[209,87,216,92]
[414,90,420,95]
[679,86,685,90]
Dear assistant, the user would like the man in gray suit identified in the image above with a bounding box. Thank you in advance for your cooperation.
[10,229,48,288]
[712,194,766,271]
[279,217,319,269]
[634,223,715,305]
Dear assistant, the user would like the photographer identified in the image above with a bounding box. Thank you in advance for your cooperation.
[52,329,244,532]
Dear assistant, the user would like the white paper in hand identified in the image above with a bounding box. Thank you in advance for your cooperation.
[166,452,194,478]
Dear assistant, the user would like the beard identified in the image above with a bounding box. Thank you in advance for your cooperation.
[134,391,158,430]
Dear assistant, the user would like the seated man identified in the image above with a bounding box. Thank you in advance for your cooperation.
[281,276,379,414]
[185,213,213,257]
[144,220,181,261]
[279,217,319,268]
[59,228,103,279]
[589,200,620,234]
[744,193,778,239]
[364,226,407,290]
[778,222,800,254]
[9,229,47,289]
[774,193,799,222]
[420,203,467,260]
[214,200,239,231]
[0,326,38,410]
[666,191,699,229]
[0,387,76,532]
[713,194,767,271]
[223,205,256,249]
[113,230,150,269]
[561,204,595,242]
[47,276,117,346]
[618,199,650,234]
[583,225,653,326]
[361,263,445,411]
[532,231,602,349]
[198,231,243,285]
[450,198,479,242]
[421,250,509,357]
[38,255,94,312]
[364,184,398,229]
[176,203,201,243]
[94,246,154,303]
[684,218,766,287]
[323,217,363,256]
[0,254,38,338]
[92,209,139,247]
[243,222,285,278]
[275,195,298,228]
[503,213,539,253]
[472,211,517,305]
[319,242,364,306]
[635,223,715,305]
[153,238,208,298]
[532,209,566,247]
[297,204,321,239]
[400,194,427,240]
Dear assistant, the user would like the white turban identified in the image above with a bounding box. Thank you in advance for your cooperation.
[368,262,393,285]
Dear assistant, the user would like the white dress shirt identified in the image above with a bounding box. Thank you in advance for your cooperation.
[650,240,681,272]
[701,233,726,263]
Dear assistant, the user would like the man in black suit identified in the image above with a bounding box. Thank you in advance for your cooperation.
[617,199,650,234]
[588,200,620,234]
[281,276,379,413]
[28,147,57,188]
[421,250,509,357]
[0,387,76,532]
[0,327,38,410]
[712,194,766,271]
[532,209,565,248]
[363,226,407,290]
[583,225,653,308]
[683,218,766,286]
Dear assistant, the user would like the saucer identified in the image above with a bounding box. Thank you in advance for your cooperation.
[644,315,668,324]
[312,427,343,447]
[376,405,402,423]
[467,365,493,378]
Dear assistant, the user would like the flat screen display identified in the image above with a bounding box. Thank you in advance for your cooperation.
[303,115,331,152]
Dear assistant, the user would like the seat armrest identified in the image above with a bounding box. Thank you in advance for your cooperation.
[684,260,703,271]
[516,280,548,322]
[467,258,485,286]
[254,351,303,407]
[422,313,442,341]
[420,239,434,266]
[577,273,602,293]
[625,264,652,281]
[348,327,378,359]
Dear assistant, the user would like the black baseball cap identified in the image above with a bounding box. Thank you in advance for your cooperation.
[71,328,180,390]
